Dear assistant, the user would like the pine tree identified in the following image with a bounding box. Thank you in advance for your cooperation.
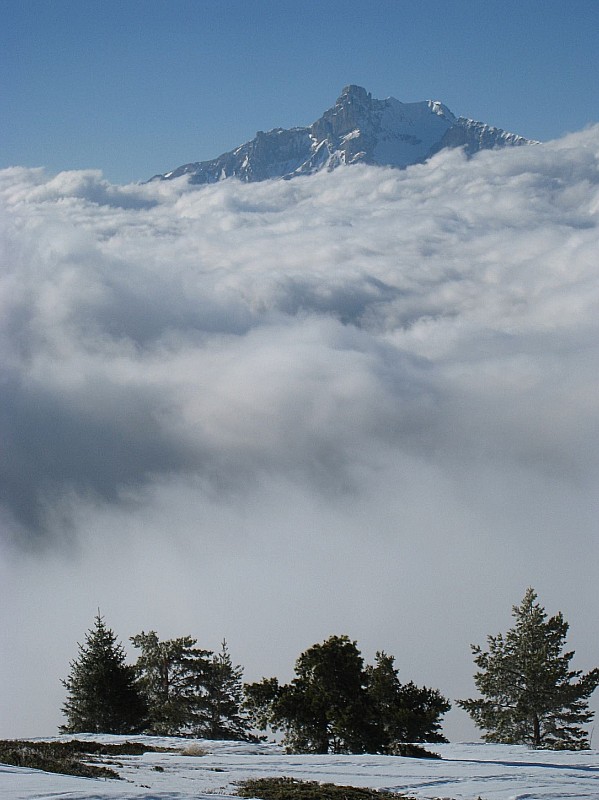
[60,613,146,734]
[365,652,450,749]
[458,588,599,749]
[130,630,213,736]
[244,635,450,754]
[204,640,252,740]
[245,635,372,753]
[288,634,373,754]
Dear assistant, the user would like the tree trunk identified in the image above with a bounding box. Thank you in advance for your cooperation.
[532,715,541,747]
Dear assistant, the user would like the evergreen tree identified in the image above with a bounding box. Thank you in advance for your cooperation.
[458,588,599,749]
[131,630,213,736]
[289,635,374,753]
[204,639,252,740]
[245,635,372,753]
[366,652,449,749]
[245,635,450,754]
[61,613,146,734]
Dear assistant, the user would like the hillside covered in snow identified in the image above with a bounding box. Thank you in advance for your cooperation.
[2,735,599,800]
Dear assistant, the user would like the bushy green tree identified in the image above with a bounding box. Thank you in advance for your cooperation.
[204,639,252,740]
[245,635,373,753]
[245,635,450,754]
[61,614,146,734]
[131,630,213,736]
[366,652,449,749]
[458,588,599,749]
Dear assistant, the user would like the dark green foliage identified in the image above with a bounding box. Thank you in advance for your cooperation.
[131,632,252,739]
[245,636,373,754]
[366,652,449,750]
[458,588,599,749]
[236,777,418,800]
[243,676,281,733]
[244,635,450,754]
[60,614,147,734]
[204,639,253,740]
[286,635,373,753]
[387,742,441,759]
[130,630,213,736]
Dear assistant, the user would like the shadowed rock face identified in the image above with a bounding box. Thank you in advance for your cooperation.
[151,85,537,185]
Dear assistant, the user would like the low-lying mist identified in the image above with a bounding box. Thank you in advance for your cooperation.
[1,127,598,739]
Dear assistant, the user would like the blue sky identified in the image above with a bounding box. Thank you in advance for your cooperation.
[2,0,598,183]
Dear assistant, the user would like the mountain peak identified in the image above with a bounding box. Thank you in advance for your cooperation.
[151,87,537,185]
[338,84,372,103]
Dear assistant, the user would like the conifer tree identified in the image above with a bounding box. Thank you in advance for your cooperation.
[245,635,450,754]
[289,634,373,753]
[60,613,146,734]
[366,652,450,749]
[130,630,213,736]
[458,588,599,749]
[245,635,372,753]
[204,639,252,740]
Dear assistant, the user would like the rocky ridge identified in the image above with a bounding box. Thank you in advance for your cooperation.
[152,85,536,184]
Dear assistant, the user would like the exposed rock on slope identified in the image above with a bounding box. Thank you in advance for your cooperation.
[152,85,536,184]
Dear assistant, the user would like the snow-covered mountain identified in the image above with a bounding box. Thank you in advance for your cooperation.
[151,85,536,184]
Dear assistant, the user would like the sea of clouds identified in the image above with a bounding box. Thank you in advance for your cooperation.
[1,128,598,739]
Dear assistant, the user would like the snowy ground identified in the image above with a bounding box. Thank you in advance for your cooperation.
[1,735,598,800]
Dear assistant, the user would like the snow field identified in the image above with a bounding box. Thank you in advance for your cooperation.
[1,736,598,800]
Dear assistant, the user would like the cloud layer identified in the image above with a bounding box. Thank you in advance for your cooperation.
[1,130,599,738]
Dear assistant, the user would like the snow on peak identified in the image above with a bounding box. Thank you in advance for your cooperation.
[151,86,536,184]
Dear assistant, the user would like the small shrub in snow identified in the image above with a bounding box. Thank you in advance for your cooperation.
[236,777,418,800]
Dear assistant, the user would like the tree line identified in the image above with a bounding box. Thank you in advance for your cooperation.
[61,624,250,740]
[60,588,599,751]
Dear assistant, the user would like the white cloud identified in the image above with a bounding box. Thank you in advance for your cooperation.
[1,129,599,740]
